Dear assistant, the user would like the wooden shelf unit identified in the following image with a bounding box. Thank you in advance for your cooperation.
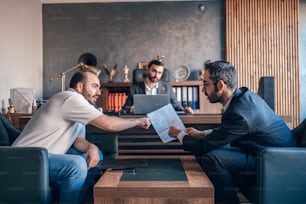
[97,82,130,112]
[97,81,222,114]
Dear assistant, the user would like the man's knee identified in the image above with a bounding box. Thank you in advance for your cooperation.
[68,155,88,180]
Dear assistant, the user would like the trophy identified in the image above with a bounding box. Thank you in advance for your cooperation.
[123,65,130,83]
[102,64,118,82]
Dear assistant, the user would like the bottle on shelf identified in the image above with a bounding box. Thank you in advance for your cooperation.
[8,98,14,113]
[1,99,6,114]
[32,99,37,114]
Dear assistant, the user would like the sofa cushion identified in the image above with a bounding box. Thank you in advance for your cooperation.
[292,119,306,147]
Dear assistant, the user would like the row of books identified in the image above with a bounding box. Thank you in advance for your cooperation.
[107,93,127,112]
[172,86,199,109]
[106,86,200,111]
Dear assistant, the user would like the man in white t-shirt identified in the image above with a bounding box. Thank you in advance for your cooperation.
[12,69,151,204]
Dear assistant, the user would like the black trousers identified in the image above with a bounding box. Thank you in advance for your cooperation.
[198,146,256,204]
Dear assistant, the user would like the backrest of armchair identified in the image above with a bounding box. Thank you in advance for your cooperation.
[132,68,170,84]
[0,147,50,204]
[132,68,146,84]
[256,147,306,204]
[292,118,306,147]
[0,114,20,146]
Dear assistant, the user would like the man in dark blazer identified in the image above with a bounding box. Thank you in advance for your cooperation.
[122,60,193,114]
[169,60,296,204]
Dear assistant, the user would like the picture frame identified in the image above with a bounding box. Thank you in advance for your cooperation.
[137,62,148,69]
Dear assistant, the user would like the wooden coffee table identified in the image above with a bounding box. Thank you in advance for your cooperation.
[94,156,214,204]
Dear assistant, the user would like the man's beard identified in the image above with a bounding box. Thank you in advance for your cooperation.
[206,88,221,103]
[148,75,159,83]
[83,90,97,106]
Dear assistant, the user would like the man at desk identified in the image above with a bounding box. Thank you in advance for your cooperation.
[12,69,151,204]
[122,59,193,114]
[168,60,296,204]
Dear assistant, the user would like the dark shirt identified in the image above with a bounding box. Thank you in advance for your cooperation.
[122,81,184,112]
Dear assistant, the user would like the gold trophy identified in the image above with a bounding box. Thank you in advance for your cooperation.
[123,65,130,83]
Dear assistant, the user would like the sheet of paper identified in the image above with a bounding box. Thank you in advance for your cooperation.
[147,104,185,143]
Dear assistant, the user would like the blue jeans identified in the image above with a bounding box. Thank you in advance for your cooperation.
[198,146,256,204]
[49,149,103,204]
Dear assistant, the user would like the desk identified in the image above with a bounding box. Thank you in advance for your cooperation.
[4,113,32,130]
[94,156,214,204]
[87,114,222,158]
[87,114,293,158]
[8,113,293,158]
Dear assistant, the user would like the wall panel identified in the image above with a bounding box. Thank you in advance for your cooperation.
[226,0,300,126]
[43,1,224,98]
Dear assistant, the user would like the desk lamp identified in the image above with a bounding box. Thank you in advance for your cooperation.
[50,62,101,92]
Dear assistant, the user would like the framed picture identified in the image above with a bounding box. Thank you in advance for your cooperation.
[137,62,148,69]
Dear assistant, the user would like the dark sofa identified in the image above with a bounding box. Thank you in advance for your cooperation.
[0,114,51,204]
[241,119,306,204]
[0,114,113,204]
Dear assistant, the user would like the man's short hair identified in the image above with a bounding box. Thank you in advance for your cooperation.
[148,60,164,69]
[69,71,86,88]
[204,60,237,89]
[69,68,99,88]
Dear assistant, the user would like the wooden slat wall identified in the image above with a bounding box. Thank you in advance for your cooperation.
[226,0,300,127]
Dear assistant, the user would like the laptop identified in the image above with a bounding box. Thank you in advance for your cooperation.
[133,94,170,114]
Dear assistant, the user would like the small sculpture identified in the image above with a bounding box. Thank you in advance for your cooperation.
[123,65,130,83]
[157,54,165,62]
[102,63,118,82]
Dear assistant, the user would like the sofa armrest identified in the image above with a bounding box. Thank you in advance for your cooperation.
[0,147,51,204]
[256,147,306,204]
[86,133,118,159]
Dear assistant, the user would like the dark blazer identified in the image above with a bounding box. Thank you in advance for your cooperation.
[183,87,296,155]
[122,81,184,112]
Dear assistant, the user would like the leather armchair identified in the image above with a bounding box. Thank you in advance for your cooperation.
[86,132,118,159]
[241,119,306,204]
[0,114,51,204]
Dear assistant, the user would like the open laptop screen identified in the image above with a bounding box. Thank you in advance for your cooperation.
[133,94,170,114]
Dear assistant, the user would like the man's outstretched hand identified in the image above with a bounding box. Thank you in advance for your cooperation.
[137,117,151,129]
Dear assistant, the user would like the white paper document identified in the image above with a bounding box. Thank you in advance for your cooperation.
[147,104,185,143]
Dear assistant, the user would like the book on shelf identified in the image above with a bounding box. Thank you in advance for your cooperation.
[107,92,127,112]
[187,86,193,107]
[175,87,182,107]
[107,93,113,110]
[120,93,126,111]
[173,86,199,109]
[182,86,188,108]
[192,86,199,109]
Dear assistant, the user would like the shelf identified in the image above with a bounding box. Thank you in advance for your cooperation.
[97,81,222,114]
[171,81,203,86]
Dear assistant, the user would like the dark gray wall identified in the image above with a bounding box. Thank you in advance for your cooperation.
[43,1,224,98]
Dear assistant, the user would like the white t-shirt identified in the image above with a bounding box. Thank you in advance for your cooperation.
[12,89,102,154]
